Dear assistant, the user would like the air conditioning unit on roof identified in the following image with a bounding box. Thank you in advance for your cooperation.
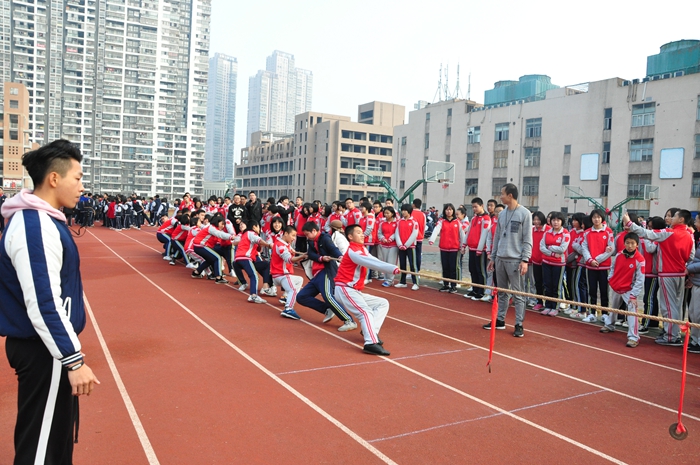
[622,80,631,86]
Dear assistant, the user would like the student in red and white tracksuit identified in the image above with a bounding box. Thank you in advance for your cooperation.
[581,209,614,319]
[343,198,362,226]
[334,224,399,356]
[157,215,179,259]
[599,232,645,347]
[184,217,203,269]
[428,204,462,293]
[465,198,490,299]
[234,222,272,303]
[270,226,307,320]
[456,206,470,284]
[192,215,234,283]
[324,201,343,233]
[410,199,426,272]
[395,204,420,289]
[377,206,399,286]
[539,212,570,316]
[625,210,694,345]
[169,213,191,265]
[359,201,376,253]
[528,212,550,310]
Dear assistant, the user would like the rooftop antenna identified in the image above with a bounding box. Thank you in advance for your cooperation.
[444,64,450,101]
[433,64,443,103]
[453,63,462,100]
[467,72,471,101]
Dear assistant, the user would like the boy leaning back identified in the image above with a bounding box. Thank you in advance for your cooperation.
[334,224,400,356]
[599,232,645,348]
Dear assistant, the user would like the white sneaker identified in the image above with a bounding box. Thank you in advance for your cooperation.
[238,284,248,291]
[248,295,267,304]
[163,256,171,261]
[559,303,569,309]
[480,295,492,302]
[582,314,597,323]
[261,287,277,297]
[412,284,420,291]
[394,283,407,288]
[456,284,462,288]
[338,321,358,332]
[323,309,335,323]
[186,263,197,269]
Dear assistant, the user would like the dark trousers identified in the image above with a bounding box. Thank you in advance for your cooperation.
[574,265,589,310]
[297,270,352,322]
[194,246,223,278]
[213,244,232,272]
[642,276,659,330]
[532,264,544,304]
[415,240,423,272]
[234,259,270,294]
[6,338,76,465]
[587,268,609,307]
[542,263,565,309]
[156,232,171,256]
[468,250,486,297]
[296,236,308,254]
[440,250,459,289]
[565,266,575,302]
[398,248,418,285]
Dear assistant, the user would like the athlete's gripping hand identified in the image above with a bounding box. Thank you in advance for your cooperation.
[68,364,100,397]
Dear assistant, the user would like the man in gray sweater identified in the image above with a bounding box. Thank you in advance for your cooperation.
[485,183,533,337]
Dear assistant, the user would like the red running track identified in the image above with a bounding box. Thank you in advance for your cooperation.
[1,225,699,464]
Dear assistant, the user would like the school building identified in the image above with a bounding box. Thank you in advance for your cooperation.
[235,101,404,203]
[393,40,700,218]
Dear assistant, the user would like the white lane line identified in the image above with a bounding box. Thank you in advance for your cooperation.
[88,231,398,465]
[101,231,628,464]
[369,390,606,443]
[373,288,700,379]
[114,231,700,422]
[83,295,160,465]
[277,349,476,376]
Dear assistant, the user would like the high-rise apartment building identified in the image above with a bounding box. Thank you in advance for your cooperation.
[204,52,237,182]
[246,50,312,144]
[1,82,39,191]
[0,0,211,196]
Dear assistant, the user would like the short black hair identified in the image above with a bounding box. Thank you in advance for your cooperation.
[678,209,692,225]
[502,183,518,200]
[532,211,546,225]
[302,221,319,232]
[590,209,606,221]
[345,224,362,237]
[345,197,354,203]
[283,225,296,234]
[623,232,640,245]
[412,198,422,209]
[550,211,565,222]
[400,203,413,214]
[22,139,83,188]
[471,197,483,206]
[361,201,372,211]
[650,216,665,229]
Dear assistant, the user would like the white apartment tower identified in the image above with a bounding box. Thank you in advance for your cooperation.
[204,52,237,182]
[0,0,212,196]
[246,50,312,144]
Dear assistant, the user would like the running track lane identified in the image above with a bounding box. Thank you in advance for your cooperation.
[0,226,696,463]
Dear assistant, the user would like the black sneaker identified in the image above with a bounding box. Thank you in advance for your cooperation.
[483,320,506,330]
[363,343,390,356]
[191,271,202,279]
[638,327,649,335]
[654,336,683,347]
[467,291,476,297]
[214,277,228,284]
[688,343,700,354]
[448,287,458,294]
[513,324,524,338]
[439,285,450,292]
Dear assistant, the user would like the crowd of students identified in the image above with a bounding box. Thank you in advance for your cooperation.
[97,187,699,356]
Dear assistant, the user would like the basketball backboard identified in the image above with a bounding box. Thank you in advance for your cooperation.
[424,160,456,184]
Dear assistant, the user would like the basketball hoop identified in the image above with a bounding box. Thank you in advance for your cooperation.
[442,183,449,190]
[652,198,659,206]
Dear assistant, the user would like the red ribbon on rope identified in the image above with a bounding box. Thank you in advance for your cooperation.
[670,322,691,440]
[487,291,498,373]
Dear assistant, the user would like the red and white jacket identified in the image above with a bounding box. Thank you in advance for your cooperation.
[628,222,694,277]
[581,225,614,270]
[411,209,427,242]
[219,219,236,247]
[360,213,376,246]
[378,218,398,248]
[396,217,419,249]
[608,250,645,297]
[171,222,190,242]
[193,223,232,249]
[344,207,362,226]
[530,225,550,265]
[640,239,657,277]
[234,230,264,262]
[539,228,570,266]
[324,211,343,233]
[335,242,399,291]
[429,218,462,252]
[157,217,178,236]
[270,238,295,277]
[204,204,219,215]
[567,228,584,267]
[466,213,490,253]
[185,226,201,253]
[485,219,498,254]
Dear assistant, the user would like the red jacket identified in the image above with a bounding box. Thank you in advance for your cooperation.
[335,242,398,291]
[344,207,362,226]
[270,238,295,277]
[234,231,263,261]
[193,224,232,249]
[466,213,491,252]
[540,228,570,266]
[608,250,645,296]
[411,209,426,241]
[360,213,376,246]
[530,225,550,265]
[378,219,398,248]
[157,217,178,236]
[396,217,419,249]
[628,223,694,276]
[581,225,614,270]
[429,218,462,251]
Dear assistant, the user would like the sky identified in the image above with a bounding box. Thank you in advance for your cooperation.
[209,0,699,163]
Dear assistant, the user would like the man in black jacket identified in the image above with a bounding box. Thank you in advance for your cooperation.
[273,196,296,226]
[228,193,245,233]
[243,191,262,226]
[297,222,356,331]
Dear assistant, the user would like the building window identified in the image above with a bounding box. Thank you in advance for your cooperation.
[564,145,571,155]
[424,133,430,149]
[562,175,570,185]
[466,152,479,170]
[523,177,539,196]
[446,127,451,136]
[445,154,451,162]
[465,178,478,196]
[468,126,481,144]
[494,150,508,168]
[604,108,612,130]
[602,142,611,164]
[628,174,651,197]
[9,100,18,109]
[693,173,700,197]
[360,110,373,120]
[426,112,430,121]
[525,118,542,138]
[632,102,655,127]
[601,175,609,197]
[401,136,406,146]
[630,139,653,162]
[10,87,18,95]
[495,122,509,141]
[492,178,507,197]
[447,108,453,117]
[400,180,405,189]
[695,134,700,159]
[524,147,540,167]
